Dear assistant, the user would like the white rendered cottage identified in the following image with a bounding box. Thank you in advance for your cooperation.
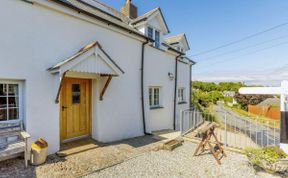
[0,0,195,154]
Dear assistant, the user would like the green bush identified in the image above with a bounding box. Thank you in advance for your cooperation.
[244,146,287,165]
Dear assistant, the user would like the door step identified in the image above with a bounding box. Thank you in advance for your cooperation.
[57,138,103,157]
[163,138,183,151]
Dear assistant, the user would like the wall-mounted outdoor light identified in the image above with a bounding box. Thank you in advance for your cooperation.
[168,72,174,80]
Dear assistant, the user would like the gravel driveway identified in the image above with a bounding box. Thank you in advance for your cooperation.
[85,142,281,178]
[0,136,163,178]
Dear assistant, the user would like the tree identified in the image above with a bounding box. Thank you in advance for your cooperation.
[234,92,273,110]
[217,82,245,92]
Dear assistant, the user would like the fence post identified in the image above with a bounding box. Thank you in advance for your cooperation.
[180,110,183,135]
[256,117,258,146]
[225,112,227,146]
[274,121,276,145]
[193,110,196,129]
[266,121,269,146]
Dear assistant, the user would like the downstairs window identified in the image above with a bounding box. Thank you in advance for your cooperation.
[0,82,21,121]
[149,87,161,108]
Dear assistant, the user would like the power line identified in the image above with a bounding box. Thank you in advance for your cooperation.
[199,40,288,69]
[201,35,288,61]
[190,22,288,57]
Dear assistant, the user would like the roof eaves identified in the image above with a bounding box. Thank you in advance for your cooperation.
[131,7,170,33]
[78,0,123,21]
[162,42,185,55]
[51,0,149,41]
[182,33,191,50]
[98,44,125,74]
[157,8,170,34]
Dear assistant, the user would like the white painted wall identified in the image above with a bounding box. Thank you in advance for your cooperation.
[176,61,191,130]
[0,0,191,154]
[144,46,176,133]
[0,0,145,153]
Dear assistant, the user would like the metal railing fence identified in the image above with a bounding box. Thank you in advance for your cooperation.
[180,108,280,149]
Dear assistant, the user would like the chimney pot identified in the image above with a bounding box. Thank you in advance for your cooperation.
[121,0,137,19]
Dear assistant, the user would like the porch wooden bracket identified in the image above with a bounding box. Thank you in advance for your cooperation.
[100,76,113,101]
[55,71,67,103]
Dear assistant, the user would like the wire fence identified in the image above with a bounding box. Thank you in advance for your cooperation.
[180,108,280,149]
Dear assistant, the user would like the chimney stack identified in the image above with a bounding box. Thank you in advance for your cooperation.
[121,0,138,19]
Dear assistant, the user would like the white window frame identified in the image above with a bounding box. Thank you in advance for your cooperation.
[0,80,23,123]
[149,87,162,108]
[178,87,186,103]
[147,26,162,49]
[147,26,154,40]
[155,30,160,48]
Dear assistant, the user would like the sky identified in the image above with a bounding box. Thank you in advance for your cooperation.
[100,0,288,86]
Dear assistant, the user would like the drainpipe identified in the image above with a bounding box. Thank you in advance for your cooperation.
[141,40,150,135]
[189,63,192,108]
[173,54,182,130]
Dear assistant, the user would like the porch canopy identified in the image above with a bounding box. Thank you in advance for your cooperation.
[48,41,124,102]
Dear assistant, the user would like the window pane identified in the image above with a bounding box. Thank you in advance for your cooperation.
[72,84,81,104]
[149,88,152,106]
[155,31,160,48]
[0,97,7,109]
[8,97,19,108]
[8,108,18,120]
[0,109,7,121]
[154,88,159,106]
[0,84,7,96]
[8,84,18,96]
[148,27,153,39]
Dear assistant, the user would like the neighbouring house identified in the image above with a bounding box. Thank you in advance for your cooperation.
[248,98,280,120]
[222,91,237,106]
[0,0,194,154]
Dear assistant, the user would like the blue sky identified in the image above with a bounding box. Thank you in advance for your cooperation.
[100,0,288,84]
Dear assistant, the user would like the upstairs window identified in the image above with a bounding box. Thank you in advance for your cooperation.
[147,27,153,40]
[178,88,186,103]
[0,83,21,121]
[155,30,160,48]
[149,87,161,108]
[177,47,184,53]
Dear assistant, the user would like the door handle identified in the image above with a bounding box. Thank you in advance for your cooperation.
[62,106,68,111]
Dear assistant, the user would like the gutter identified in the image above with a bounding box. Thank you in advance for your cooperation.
[50,0,149,41]
[141,40,150,135]
[173,54,182,130]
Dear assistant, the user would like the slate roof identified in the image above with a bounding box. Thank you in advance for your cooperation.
[258,98,280,107]
[53,0,146,38]
[164,33,190,50]
[131,7,159,24]
[82,0,131,23]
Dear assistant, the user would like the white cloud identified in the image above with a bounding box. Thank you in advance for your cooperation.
[193,65,288,86]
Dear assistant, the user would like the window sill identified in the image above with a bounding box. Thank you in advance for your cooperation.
[178,101,188,105]
[150,106,164,110]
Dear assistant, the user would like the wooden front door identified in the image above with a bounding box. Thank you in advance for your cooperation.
[60,78,91,143]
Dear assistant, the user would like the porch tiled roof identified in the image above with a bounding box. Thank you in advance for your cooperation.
[48,41,124,75]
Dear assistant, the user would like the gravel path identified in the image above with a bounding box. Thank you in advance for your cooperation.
[0,136,163,178]
[85,142,282,178]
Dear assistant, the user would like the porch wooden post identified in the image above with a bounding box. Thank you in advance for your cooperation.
[55,72,67,103]
[100,76,113,101]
